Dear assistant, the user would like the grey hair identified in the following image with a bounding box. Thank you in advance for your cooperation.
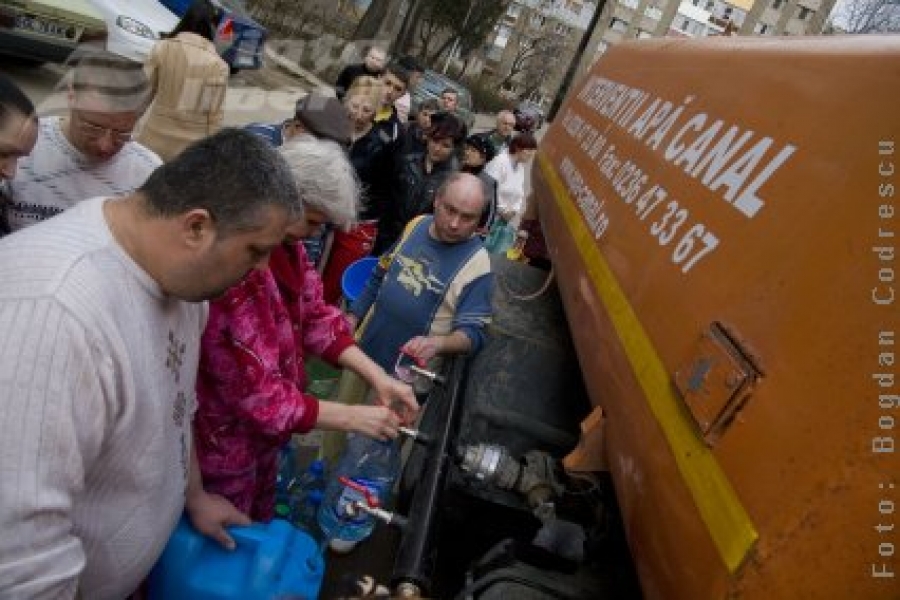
[140,128,301,235]
[278,137,360,229]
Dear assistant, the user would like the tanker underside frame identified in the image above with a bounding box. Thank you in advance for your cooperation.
[384,258,643,599]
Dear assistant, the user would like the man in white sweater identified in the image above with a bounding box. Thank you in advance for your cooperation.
[0,128,302,599]
[7,50,161,232]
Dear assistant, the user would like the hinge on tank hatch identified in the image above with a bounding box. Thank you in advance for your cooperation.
[674,322,764,446]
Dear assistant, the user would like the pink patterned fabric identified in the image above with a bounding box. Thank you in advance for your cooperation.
[195,243,355,521]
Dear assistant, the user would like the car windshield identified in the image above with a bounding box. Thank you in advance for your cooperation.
[419,71,472,111]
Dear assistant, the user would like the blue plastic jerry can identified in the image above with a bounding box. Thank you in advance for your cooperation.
[148,516,324,600]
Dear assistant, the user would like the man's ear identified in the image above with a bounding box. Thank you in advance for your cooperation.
[180,209,216,250]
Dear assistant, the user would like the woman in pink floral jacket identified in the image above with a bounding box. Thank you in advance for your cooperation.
[192,138,418,526]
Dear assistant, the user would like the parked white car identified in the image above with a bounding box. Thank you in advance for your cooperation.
[88,0,178,63]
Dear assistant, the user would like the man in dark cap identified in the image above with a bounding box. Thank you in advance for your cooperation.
[245,92,352,148]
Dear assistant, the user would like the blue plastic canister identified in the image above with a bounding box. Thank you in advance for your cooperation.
[148,516,324,600]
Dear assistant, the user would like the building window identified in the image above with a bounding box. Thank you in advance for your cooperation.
[798,6,812,18]
[530,13,546,28]
[621,0,639,9]
[644,5,663,19]
[705,0,715,10]
[771,0,783,8]
[754,22,771,34]
[495,24,512,48]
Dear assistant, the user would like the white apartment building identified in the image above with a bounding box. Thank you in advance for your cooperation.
[483,0,598,106]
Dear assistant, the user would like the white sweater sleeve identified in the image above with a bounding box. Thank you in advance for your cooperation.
[0,297,113,598]
[484,154,504,182]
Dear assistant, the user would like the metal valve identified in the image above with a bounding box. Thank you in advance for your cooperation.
[408,363,446,385]
[349,500,408,530]
[399,426,431,445]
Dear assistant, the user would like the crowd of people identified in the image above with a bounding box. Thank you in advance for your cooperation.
[0,3,543,595]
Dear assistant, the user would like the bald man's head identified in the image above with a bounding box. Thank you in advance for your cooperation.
[431,173,487,244]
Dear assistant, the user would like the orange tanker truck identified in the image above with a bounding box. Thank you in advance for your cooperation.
[525,34,900,599]
[320,35,899,599]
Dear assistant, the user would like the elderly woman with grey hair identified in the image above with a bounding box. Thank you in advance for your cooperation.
[192,136,419,529]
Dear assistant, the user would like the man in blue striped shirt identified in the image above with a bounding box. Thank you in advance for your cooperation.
[348,173,494,390]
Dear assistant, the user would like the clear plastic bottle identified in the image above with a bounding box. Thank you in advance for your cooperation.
[290,459,327,537]
[274,443,297,520]
[485,219,517,255]
[317,434,400,550]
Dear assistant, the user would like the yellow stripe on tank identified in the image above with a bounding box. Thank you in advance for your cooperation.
[538,154,758,573]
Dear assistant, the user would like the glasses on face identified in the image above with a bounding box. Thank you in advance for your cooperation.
[75,115,134,144]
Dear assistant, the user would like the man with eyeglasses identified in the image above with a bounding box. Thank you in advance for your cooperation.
[6,50,160,232]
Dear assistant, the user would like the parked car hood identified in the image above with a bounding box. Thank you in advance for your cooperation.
[89,0,178,37]
[27,0,106,28]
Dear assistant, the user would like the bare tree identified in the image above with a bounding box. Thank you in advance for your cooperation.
[518,33,566,101]
[407,0,508,64]
[496,29,559,91]
[354,0,400,40]
[832,0,900,32]
[247,0,358,38]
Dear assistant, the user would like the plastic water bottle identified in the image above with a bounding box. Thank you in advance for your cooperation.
[290,459,327,538]
[485,220,516,254]
[317,434,400,551]
[274,443,297,519]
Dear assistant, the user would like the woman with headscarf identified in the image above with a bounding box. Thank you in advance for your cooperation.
[461,134,498,234]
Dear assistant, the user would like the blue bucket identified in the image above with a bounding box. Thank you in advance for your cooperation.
[341,256,379,305]
[148,517,324,600]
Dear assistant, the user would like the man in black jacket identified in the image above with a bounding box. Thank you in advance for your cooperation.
[334,46,386,101]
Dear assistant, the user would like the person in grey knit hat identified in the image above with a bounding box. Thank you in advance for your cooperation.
[244,91,352,148]
[244,91,354,267]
